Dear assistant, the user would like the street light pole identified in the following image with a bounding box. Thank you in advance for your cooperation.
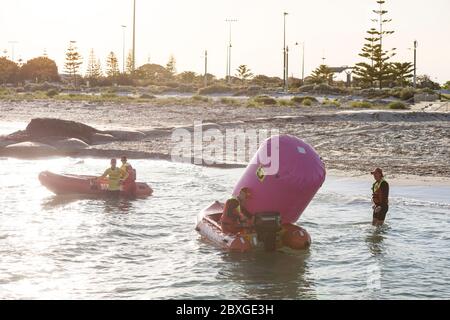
[8,41,18,61]
[204,50,208,87]
[302,42,305,83]
[286,46,289,91]
[121,25,127,73]
[283,12,288,92]
[413,40,418,88]
[225,19,237,84]
[132,0,136,72]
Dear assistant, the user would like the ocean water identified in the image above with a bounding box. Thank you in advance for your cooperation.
[0,157,449,300]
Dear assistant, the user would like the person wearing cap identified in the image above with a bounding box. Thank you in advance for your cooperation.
[371,168,389,226]
[220,187,254,234]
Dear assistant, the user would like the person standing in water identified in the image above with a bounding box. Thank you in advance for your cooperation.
[220,187,254,234]
[98,158,128,196]
[371,168,389,226]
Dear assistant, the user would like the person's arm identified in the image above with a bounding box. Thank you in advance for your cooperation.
[224,199,239,218]
[100,169,109,179]
[240,206,253,219]
[120,167,129,181]
[380,182,389,206]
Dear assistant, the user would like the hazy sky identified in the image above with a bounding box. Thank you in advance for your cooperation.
[1,0,449,83]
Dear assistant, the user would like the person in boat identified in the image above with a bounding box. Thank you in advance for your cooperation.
[120,156,137,196]
[371,168,389,226]
[220,187,255,234]
[98,158,128,196]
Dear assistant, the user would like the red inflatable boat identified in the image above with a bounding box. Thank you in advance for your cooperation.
[195,201,311,253]
[39,171,153,198]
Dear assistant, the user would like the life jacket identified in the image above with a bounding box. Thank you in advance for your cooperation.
[372,178,388,206]
[121,163,136,182]
[220,197,242,227]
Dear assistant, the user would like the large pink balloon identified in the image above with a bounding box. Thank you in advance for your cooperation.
[233,135,326,224]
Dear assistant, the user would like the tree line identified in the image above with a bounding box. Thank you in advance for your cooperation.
[0,0,447,90]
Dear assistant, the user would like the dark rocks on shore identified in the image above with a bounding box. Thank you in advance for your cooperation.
[0,118,148,158]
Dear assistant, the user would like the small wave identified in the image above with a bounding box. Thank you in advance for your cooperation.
[391,197,450,210]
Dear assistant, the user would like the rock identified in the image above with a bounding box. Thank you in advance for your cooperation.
[49,138,89,151]
[104,130,146,141]
[25,118,99,143]
[2,142,58,157]
[91,133,116,144]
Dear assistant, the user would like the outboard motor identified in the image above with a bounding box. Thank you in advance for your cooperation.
[254,212,281,252]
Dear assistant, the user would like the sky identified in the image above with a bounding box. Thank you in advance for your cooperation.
[1,0,449,83]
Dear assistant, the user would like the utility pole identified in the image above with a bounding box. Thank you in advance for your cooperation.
[413,40,418,88]
[132,0,136,72]
[295,42,306,83]
[283,12,288,92]
[8,41,18,61]
[302,42,305,83]
[286,46,289,91]
[121,25,127,73]
[204,50,208,87]
[225,18,237,84]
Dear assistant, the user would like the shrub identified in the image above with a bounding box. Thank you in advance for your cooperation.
[198,84,233,95]
[277,99,294,107]
[139,93,156,99]
[46,89,59,97]
[399,88,415,101]
[220,97,241,106]
[302,98,313,106]
[388,101,408,110]
[291,96,318,104]
[253,95,277,106]
[322,98,341,107]
[101,93,117,99]
[191,95,210,102]
[351,101,373,108]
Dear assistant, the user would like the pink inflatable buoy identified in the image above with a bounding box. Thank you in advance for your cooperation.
[232,135,326,224]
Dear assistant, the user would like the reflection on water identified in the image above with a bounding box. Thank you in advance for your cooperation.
[365,226,389,257]
[218,251,315,300]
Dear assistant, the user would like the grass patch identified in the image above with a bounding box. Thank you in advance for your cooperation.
[277,99,294,107]
[191,95,210,103]
[291,96,318,105]
[220,97,242,106]
[252,95,277,106]
[351,101,373,109]
[388,101,408,110]
[198,85,233,95]
[322,98,341,107]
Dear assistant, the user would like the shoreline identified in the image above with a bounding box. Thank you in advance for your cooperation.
[1,99,449,180]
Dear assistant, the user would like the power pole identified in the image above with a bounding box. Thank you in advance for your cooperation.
[132,0,136,72]
[413,40,418,88]
[302,42,305,83]
[204,50,208,87]
[225,19,237,84]
[286,46,289,91]
[121,25,127,73]
[283,12,288,92]
[8,41,18,61]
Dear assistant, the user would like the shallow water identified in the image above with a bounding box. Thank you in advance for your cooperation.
[0,158,449,299]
